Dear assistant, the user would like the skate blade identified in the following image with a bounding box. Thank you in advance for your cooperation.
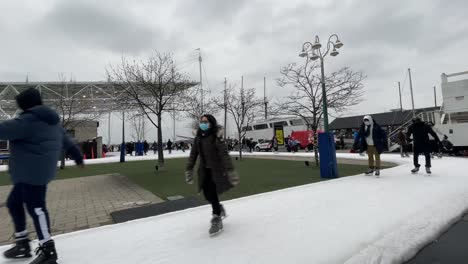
[209,228,224,237]
[5,254,32,259]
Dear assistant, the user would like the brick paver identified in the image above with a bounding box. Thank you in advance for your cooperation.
[0,174,163,245]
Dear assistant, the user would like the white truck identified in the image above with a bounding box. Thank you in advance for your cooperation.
[433,71,468,151]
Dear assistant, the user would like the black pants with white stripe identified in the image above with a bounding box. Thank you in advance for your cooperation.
[7,183,51,244]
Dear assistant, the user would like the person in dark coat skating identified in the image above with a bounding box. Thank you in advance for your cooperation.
[143,140,149,155]
[1,88,83,264]
[357,115,387,177]
[406,117,441,174]
[185,114,239,236]
[167,139,173,154]
[152,141,157,154]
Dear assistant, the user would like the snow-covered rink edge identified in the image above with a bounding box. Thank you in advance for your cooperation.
[1,152,468,264]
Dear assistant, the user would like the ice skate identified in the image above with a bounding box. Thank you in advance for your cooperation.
[364,168,374,175]
[29,240,58,264]
[3,237,31,259]
[375,169,380,178]
[209,215,223,237]
[425,167,432,175]
[411,167,420,174]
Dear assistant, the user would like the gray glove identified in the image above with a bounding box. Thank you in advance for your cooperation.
[227,170,240,186]
[185,171,194,184]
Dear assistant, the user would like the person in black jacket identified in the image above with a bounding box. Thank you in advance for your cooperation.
[167,139,173,154]
[143,140,149,155]
[406,117,441,174]
[357,115,387,177]
[185,114,239,236]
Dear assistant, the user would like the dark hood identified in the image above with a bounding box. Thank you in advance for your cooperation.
[25,105,61,125]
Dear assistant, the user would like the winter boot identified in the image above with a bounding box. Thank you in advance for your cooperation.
[425,167,432,174]
[375,169,380,177]
[411,166,420,173]
[30,240,58,264]
[209,215,223,236]
[365,167,374,175]
[3,236,31,259]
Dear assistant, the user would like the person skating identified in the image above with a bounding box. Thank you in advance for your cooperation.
[1,88,83,264]
[167,139,173,154]
[357,115,387,177]
[339,134,345,150]
[397,129,410,157]
[272,136,279,152]
[152,141,157,154]
[441,135,455,156]
[427,122,442,158]
[143,140,149,155]
[406,117,441,174]
[185,114,239,236]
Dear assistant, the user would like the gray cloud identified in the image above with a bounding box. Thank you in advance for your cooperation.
[35,1,162,53]
[175,0,248,26]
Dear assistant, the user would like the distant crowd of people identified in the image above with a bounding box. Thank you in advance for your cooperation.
[102,140,191,156]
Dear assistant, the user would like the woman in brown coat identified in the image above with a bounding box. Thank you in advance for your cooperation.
[185,114,239,236]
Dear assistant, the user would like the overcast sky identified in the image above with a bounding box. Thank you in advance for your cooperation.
[1,0,468,142]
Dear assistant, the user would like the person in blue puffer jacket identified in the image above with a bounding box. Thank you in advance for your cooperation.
[1,88,83,264]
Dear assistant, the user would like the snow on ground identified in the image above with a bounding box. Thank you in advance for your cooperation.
[2,153,468,264]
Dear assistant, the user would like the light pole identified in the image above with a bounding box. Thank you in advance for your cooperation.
[299,34,343,132]
[299,34,343,178]
[120,111,125,163]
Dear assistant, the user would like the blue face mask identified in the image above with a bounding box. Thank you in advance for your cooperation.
[199,123,210,131]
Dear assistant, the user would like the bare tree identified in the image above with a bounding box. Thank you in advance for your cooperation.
[214,83,262,160]
[50,73,105,169]
[182,87,219,127]
[107,52,195,167]
[130,111,147,142]
[52,73,104,132]
[276,60,365,166]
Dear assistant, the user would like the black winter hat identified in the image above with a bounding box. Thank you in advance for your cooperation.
[16,88,43,111]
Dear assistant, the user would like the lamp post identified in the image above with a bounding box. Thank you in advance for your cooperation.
[299,34,343,178]
[299,34,343,131]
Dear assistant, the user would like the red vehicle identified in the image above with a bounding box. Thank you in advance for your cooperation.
[290,130,315,149]
[290,130,340,150]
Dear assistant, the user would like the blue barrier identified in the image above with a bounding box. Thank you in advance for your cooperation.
[318,132,338,178]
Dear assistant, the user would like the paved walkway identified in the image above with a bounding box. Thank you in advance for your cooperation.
[0,174,163,245]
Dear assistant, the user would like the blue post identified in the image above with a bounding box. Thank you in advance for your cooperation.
[120,142,125,162]
[318,132,338,178]
[120,111,125,163]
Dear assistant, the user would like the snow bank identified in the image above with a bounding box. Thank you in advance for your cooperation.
[1,153,468,264]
